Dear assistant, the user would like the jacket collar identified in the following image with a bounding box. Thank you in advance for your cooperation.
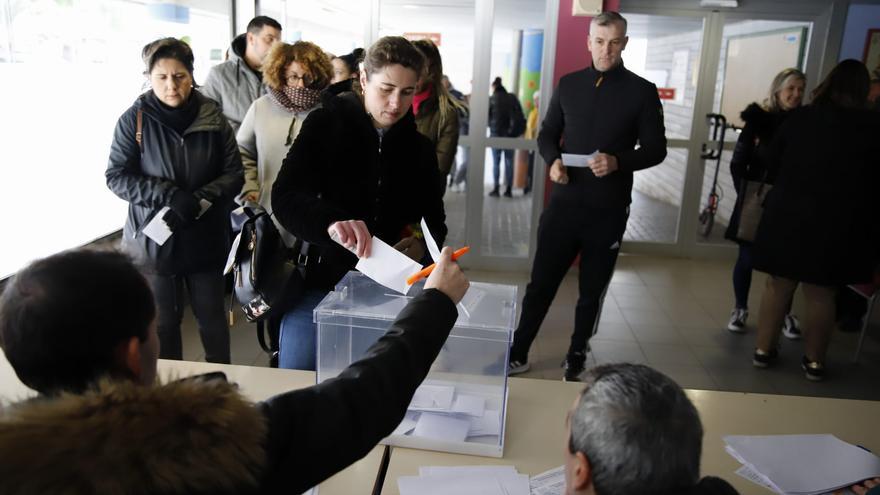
[588,60,627,84]
[0,378,267,494]
[137,90,226,135]
[331,91,417,142]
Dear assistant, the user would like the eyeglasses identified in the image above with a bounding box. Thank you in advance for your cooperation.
[286,73,312,87]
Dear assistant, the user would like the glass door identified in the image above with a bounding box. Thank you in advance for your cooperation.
[617,5,827,258]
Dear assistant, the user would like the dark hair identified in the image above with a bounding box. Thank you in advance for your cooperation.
[592,11,628,33]
[569,363,703,495]
[362,36,425,80]
[0,249,156,395]
[142,37,195,75]
[247,15,282,34]
[335,47,365,76]
[811,59,870,109]
[412,39,463,122]
[492,76,507,93]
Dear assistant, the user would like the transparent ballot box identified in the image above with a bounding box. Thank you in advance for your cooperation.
[315,271,517,457]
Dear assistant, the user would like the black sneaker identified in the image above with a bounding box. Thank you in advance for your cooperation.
[503,187,512,198]
[489,187,500,197]
[801,356,826,381]
[508,359,530,375]
[752,348,778,368]
[563,352,587,382]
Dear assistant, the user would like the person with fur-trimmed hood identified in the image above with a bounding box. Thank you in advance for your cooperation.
[0,247,468,494]
[723,68,806,337]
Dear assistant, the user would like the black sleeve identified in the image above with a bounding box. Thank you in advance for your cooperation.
[105,108,178,208]
[615,83,667,172]
[418,140,448,246]
[195,118,244,203]
[272,108,349,246]
[537,84,564,165]
[730,123,756,193]
[257,289,458,494]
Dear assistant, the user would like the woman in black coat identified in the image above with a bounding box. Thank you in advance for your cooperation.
[724,68,805,335]
[271,36,447,371]
[752,59,880,380]
[106,38,244,363]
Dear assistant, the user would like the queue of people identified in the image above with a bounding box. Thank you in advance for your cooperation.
[0,9,878,495]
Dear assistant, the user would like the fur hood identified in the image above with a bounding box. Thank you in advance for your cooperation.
[740,102,786,139]
[0,378,267,495]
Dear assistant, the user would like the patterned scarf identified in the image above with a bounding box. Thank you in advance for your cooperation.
[267,86,322,113]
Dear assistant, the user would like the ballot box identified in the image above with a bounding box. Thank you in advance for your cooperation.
[315,271,517,457]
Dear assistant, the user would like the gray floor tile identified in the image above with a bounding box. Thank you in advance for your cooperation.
[650,363,718,391]
[641,343,701,366]
[630,325,685,345]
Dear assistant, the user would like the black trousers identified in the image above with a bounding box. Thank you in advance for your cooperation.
[147,271,231,363]
[510,201,629,362]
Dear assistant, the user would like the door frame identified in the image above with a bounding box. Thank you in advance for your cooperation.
[616,2,837,260]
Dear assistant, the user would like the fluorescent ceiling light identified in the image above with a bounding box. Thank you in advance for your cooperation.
[700,0,738,7]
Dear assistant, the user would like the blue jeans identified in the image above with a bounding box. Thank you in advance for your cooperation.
[492,148,514,190]
[278,289,328,370]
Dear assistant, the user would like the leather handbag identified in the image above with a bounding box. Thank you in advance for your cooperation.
[227,205,311,323]
[736,179,773,242]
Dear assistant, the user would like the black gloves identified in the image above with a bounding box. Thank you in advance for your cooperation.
[169,190,200,222]
[162,208,186,232]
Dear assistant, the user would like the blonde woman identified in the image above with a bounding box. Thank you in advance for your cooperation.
[236,41,333,246]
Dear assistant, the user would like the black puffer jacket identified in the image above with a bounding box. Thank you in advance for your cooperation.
[489,86,517,137]
[106,91,244,275]
[724,103,791,242]
[272,92,447,290]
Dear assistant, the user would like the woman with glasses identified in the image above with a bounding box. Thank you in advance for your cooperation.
[105,38,243,363]
[237,41,333,247]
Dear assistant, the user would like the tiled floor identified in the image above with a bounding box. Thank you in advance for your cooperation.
[181,254,880,401]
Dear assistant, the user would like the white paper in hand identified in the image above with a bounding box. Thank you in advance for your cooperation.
[354,237,422,294]
[142,207,173,246]
[561,151,598,168]
[420,217,442,262]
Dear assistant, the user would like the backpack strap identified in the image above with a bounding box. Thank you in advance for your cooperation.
[136,109,144,152]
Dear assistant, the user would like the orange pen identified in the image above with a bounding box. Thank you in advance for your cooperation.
[406,246,470,285]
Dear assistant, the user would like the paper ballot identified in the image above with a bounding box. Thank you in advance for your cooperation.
[420,217,442,262]
[142,207,173,246]
[529,466,566,495]
[330,230,422,294]
[561,152,598,168]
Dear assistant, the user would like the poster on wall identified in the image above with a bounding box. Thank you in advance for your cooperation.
[863,28,880,75]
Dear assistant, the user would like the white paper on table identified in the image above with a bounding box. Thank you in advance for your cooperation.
[142,207,173,246]
[529,466,566,495]
[419,465,519,477]
[560,151,598,168]
[468,409,501,437]
[420,217,442,262]
[410,384,455,411]
[412,412,471,442]
[223,231,243,275]
[354,237,423,294]
[391,411,420,436]
[723,434,880,495]
[451,394,486,417]
[734,465,781,494]
[398,474,508,495]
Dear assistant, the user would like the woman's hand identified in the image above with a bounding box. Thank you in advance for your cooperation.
[394,235,426,262]
[328,220,372,258]
[243,191,260,203]
[549,158,568,184]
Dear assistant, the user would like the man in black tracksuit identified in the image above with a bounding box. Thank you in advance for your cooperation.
[508,11,667,381]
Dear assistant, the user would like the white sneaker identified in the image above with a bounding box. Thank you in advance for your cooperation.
[782,314,802,340]
[727,308,748,333]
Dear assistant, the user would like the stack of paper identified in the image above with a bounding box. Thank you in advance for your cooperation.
[398,466,529,495]
[391,384,502,441]
[724,434,880,494]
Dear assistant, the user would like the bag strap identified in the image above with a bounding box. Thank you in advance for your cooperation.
[136,109,144,152]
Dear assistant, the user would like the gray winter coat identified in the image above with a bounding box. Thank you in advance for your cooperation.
[200,34,265,133]
[105,91,244,275]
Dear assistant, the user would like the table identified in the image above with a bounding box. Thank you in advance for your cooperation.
[0,355,385,495]
[381,378,880,494]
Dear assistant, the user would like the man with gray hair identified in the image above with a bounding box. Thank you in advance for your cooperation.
[564,363,739,495]
[510,11,667,381]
